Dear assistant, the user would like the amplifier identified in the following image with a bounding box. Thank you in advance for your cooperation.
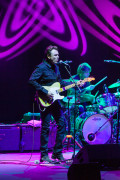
[0,123,57,152]
[20,123,57,151]
[20,124,41,151]
[0,125,20,151]
[21,112,41,123]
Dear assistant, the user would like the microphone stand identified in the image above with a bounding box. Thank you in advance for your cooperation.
[116,99,120,143]
[64,65,82,158]
[104,60,120,63]
[116,81,120,144]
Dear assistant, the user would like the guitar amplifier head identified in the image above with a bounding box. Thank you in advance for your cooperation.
[21,112,41,123]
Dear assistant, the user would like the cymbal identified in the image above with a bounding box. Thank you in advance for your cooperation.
[78,94,95,103]
[114,92,120,97]
[108,81,120,88]
[62,94,95,104]
[62,95,75,103]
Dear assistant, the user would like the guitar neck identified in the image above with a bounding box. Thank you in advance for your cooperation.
[57,77,95,93]
[58,82,79,93]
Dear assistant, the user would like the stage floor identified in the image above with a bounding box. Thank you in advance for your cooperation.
[0,149,120,180]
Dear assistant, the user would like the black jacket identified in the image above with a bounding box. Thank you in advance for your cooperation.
[29,60,66,97]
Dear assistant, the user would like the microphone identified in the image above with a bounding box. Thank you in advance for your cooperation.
[57,60,72,65]
[104,60,120,63]
[88,133,95,141]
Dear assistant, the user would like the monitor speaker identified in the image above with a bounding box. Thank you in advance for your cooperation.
[68,144,120,180]
[73,144,120,169]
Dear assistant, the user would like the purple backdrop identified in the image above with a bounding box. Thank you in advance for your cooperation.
[0,0,119,123]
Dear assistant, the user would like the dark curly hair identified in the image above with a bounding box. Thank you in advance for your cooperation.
[44,45,58,59]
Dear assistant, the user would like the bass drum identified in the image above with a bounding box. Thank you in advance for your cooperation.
[76,113,111,145]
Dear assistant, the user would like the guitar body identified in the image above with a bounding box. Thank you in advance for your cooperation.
[38,77,95,108]
[38,82,64,107]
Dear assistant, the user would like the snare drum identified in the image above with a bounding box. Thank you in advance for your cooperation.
[96,93,117,114]
[76,113,111,145]
[86,104,100,113]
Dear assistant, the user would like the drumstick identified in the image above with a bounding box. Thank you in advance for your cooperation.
[95,90,99,97]
[94,76,107,87]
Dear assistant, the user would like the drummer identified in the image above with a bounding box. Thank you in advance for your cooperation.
[67,62,95,113]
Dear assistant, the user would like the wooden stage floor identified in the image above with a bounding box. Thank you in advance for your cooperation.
[0,149,120,180]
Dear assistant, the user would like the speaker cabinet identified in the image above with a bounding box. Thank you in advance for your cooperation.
[73,144,120,169]
[68,163,101,180]
[0,123,57,152]
[20,124,41,151]
[68,144,120,180]
[0,125,20,151]
[20,123,57,151]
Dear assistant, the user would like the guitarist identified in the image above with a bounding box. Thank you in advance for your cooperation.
[29,45,69,163]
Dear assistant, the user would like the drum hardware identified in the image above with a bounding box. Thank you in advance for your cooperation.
[63,76,108,147]
[63,96,82,150]
[116,95,120,143]
[86,104,100,114]
[76,113,111,145]
[87,112,116,143]
[76,111,118,145]
[104,61,120,142]
[96,93,117,114]
[108,79,120,143]
[62,67,83,153]
[63,94,95,104]
[108,81,120,89]
[98,105,107,113]
[116,80,120,143]
[114,92,120,98]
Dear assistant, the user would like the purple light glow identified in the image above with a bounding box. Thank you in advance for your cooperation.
[114,54,120,59]
[0,0,86,60]
[72,0,120,53]
[93,0,120,34]
[0,0,119,61]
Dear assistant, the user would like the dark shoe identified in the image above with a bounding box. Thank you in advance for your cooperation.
[52,154,65,161]
[40,156,52,163]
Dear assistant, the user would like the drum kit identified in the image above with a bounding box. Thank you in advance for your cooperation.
[62,79,120,146]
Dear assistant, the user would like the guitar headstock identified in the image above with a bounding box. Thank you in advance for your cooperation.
[84,77,95,82]
[77,77,95,87]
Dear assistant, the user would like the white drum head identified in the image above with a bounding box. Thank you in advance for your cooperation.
[82,114,111,145]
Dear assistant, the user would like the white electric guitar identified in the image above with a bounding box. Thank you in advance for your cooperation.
[38,77,95,108]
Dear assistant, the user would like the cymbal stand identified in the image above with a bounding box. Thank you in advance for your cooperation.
[116,96,120,143]
[62,97,82,150]
[62,96,71,150]
[63,65,82,158]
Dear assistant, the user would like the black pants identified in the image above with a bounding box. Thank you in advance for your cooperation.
[40,100,65,157]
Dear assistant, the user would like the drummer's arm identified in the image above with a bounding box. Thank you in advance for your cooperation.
[85,85,95,92]
[80,85,95,95]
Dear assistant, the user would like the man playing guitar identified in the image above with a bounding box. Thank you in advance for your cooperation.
[29,45,94,163]
[29,45,70,163]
